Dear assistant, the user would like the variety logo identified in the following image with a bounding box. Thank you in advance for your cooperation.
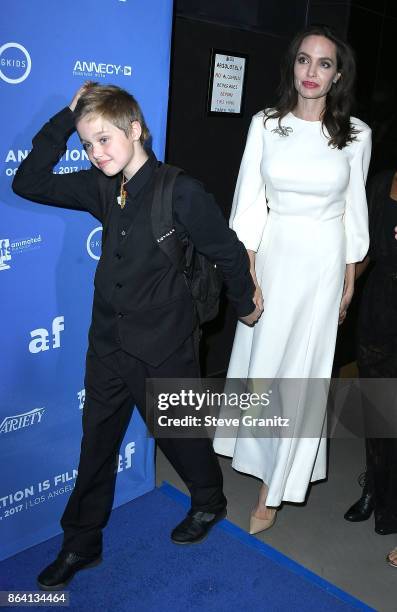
[0,42,32,84]
[29,316,65,354]
[77,389,86,411]
[73,60,132,79]
[86,226,102,261]
[0,407,45,434]
[0,235,43,271]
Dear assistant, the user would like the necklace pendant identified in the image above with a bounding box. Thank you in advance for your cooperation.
[117,194,126,209]
[118,174,127,209]
[119,192,126,209]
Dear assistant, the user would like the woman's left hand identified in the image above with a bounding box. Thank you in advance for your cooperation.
[338,263,355,325]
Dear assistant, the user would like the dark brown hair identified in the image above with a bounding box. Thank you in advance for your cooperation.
[265,24,359,149]
[74,84,150,144]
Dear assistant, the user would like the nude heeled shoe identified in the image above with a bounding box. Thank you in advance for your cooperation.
[249,509,277,534]
[249,483,277,534]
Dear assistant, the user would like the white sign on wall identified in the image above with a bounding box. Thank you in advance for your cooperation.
[207,50,248,115]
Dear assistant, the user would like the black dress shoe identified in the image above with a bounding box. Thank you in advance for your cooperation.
[344,491,374,522]
[37,550,102,590]
[344,472,374,522]
[375,513,397,535]
[171,508,227,545]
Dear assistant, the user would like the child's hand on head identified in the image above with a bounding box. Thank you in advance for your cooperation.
[69,81,97,112]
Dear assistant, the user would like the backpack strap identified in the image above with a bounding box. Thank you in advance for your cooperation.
[151,163,185,273]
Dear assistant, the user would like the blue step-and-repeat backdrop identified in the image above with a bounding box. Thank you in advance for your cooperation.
[0,0,173,561]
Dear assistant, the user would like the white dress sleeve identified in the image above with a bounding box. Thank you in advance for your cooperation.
[344,124,372,264]
[229,113,268,252]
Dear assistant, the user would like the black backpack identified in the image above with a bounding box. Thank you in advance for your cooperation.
[151,163,222,325]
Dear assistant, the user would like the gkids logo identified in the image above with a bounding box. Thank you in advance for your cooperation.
[0,407,45,434]
[86,226,102,260]
[29,316,65,354]
[0,239,11,270]
[73,60,132,79]
[77,389,85,410]
[0,42,32,84]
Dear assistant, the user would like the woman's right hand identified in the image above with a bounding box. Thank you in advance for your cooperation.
[69,81,96,112]
[240,283,263,326]
[253,283,264,312]
[247,248,264,313]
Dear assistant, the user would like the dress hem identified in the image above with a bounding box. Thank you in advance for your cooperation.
[218,453,326,505]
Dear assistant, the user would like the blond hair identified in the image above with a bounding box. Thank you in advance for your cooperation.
[74,84,150,144]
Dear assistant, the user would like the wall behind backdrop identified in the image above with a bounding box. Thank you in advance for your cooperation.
[168,0,397,374]
[166,6,309,376]
[0,0,173,561]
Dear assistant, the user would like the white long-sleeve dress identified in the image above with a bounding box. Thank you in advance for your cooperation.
[213,110,371,507]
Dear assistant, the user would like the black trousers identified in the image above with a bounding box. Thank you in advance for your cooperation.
[358,363,397,522]
[365,437,397,519]
[61,335,225,556]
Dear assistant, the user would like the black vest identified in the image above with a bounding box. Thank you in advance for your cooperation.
[88,165,196,367]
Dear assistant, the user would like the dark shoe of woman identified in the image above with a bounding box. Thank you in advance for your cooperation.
[344,472,374,522]
[375,512,397,535]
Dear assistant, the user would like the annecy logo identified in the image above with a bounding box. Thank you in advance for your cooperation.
[73,60,132,79]
[0,408,45,434]
[0,42,32,84]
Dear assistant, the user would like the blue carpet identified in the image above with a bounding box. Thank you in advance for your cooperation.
[0,483,373,612]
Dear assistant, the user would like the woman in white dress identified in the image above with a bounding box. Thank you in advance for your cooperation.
[213,24,372,533]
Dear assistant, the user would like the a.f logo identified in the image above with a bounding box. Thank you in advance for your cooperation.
[29,316,65,354]
[0,239,11,271]
[117,441,135,472]
[52,316,64,348]
[124,442,135,469]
